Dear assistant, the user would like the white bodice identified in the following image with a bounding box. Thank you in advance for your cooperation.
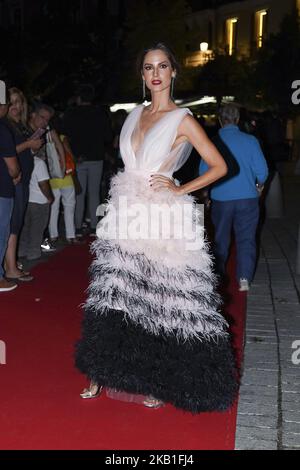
[119,104,193,177]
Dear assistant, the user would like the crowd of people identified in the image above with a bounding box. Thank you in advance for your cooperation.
[0,84,124,293]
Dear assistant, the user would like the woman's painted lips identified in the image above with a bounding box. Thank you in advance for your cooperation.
[151,80,162,85]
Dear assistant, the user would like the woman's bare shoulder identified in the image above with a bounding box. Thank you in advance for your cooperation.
[178,113,207,142]
[178,113,197,130]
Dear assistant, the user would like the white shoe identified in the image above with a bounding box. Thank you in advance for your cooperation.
[239,278,250,291]
[41,238,57,252]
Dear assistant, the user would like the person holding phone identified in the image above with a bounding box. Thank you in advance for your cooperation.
[4,88,43,282]
[30,127,46,142]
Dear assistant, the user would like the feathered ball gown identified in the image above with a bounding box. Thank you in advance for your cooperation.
[75,105,238,413]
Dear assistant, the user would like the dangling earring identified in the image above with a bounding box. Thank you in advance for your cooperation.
[142,79,146,101]
[171,76,175,100]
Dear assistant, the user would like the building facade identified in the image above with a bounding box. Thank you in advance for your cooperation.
[185,0,299,66]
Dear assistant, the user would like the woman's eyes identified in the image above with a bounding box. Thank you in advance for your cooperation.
[144,64,168,70]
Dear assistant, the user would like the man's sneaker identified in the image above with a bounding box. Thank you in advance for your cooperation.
[41,238,57,253]
[66,237,85,245]
[89,229,97,238]
[75,229,84,238]
[0,278,18,292]
[239,278,250,292]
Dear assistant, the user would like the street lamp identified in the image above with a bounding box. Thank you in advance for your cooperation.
[200,42,209,52]
[185,41,212,67]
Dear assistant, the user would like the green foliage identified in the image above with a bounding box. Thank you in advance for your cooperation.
[3,0,298,111]
[253,13,300,114]
[197,53,252,106]
[195,12,300,114]
[20,25,106,103]
[122,0,196,96]
[1,2,108,104]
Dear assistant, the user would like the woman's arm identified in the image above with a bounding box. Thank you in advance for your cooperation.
[16,139,42,154]
[51,129,65,172]
[150,115,227,195]
[16,141,30,153]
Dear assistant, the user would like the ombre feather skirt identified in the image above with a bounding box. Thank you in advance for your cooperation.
[75,171,239,413]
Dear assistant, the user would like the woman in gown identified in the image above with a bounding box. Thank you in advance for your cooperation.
[75,43,239,413]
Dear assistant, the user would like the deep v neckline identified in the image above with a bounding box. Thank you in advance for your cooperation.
[130,105,180,157]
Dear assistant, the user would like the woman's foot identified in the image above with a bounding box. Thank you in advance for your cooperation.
[17,261,30,275]
[80,382,103,399]
[143,395,164,409]
[5,268,33,282]
[0,278,18,292]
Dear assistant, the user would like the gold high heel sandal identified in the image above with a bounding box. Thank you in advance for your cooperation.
[143,395,164,409]
[80,383,103,399]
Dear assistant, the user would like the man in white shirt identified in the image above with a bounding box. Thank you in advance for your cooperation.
[19,156,54,260]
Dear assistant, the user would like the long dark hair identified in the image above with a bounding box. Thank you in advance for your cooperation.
[136,42,181,77]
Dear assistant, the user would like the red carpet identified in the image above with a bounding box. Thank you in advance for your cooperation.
[0,242,246,450]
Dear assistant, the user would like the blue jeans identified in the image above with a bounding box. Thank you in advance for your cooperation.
[75,161,104,230]
[0,197,14,279]
[211,198,260,282]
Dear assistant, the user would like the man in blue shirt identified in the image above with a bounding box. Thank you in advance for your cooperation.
[200,104,268,291]
[0,102,21,292]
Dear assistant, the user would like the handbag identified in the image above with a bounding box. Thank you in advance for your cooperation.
[46,130,64,179]
[65,149,76,175]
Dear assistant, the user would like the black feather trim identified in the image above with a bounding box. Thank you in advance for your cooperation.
[90,264,221,309]
[91,239,216,286]
[86,283,227,340]
[75,308,239,413]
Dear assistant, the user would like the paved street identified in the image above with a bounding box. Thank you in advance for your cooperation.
[235,172,300,450]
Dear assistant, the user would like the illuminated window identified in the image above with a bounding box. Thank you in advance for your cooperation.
[297,0,300,15]
[226,18,238,55]
[255,10,268,48]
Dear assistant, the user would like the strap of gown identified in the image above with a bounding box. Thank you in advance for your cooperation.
[156,108,193,174]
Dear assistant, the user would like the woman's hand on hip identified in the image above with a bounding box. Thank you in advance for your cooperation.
[149,174,183,195]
